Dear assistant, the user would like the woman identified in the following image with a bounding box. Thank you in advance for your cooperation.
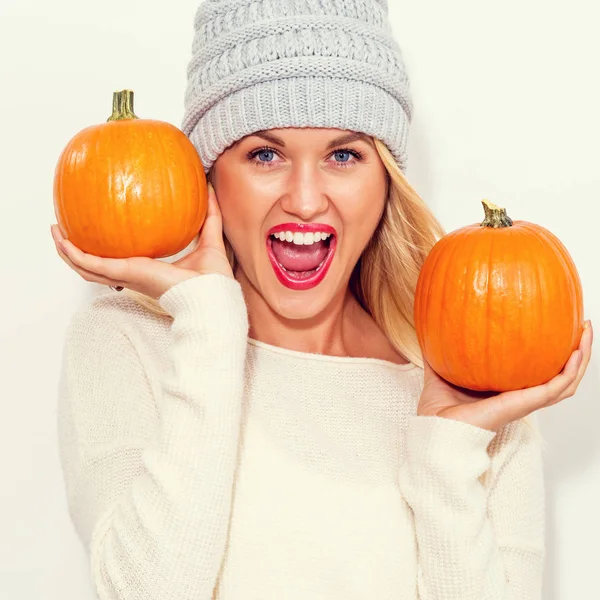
[51,1,592,599]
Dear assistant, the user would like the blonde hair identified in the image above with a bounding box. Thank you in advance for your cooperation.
[352,139,444,366]
[118,138,443,367]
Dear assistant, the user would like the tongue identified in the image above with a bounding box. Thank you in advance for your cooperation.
[271,239,329,272]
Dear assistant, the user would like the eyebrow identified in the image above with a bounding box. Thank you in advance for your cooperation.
[240,130,374,150]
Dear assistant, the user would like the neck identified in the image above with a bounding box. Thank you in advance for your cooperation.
[236,269,366,357]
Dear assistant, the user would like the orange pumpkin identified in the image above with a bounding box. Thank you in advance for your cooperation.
[53,89,207,258]
[414,199,584,392]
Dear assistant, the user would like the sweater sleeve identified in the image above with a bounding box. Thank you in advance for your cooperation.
[398,415,545,600]
[57,274,248,600]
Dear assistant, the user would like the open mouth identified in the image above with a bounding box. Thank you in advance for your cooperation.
[266,228,337,291]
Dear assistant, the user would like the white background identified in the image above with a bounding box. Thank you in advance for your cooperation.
[1,0,598,598]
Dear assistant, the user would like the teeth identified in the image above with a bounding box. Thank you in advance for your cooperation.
[272,231,332,245]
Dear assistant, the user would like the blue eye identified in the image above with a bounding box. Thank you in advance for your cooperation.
[333,150,352,163]
[247,147,279,167]
[256,149,276,163]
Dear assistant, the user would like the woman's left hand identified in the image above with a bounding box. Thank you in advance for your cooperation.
[417,321,594,432]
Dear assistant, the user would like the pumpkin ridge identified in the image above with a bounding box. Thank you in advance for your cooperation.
[514,227,540,389]
[437,230,467,384]
[483,226,494,390]
[456,227,485,389]
[529,224,583,355]
[155,123,171,254]
[415,234,445,367]
[532,227,569,380]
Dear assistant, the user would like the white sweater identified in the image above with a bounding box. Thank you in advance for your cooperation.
[57,274,545,600]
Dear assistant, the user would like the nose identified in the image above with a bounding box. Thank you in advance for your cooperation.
[279,163,329,221]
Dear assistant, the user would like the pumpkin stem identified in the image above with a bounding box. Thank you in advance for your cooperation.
[480,198,513,228]
[107,89,138,122]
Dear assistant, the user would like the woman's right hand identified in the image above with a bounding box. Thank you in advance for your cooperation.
[50,183,234,300]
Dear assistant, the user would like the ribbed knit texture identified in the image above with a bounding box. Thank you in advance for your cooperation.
[56,274,546,599]
[182,0,413,172]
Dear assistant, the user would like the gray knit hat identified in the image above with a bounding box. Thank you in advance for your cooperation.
[182,0,412,173]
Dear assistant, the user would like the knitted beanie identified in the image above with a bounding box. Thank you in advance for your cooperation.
[182,0,413,173]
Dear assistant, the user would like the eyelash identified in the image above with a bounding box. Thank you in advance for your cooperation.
[246,146,364,168]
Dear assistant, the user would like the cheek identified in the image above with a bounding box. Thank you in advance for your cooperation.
[220,210,251,256]
[339,168,387,219]
[213,163,272,236]
[218,198,268,264]
[214,188,251,238]
[342,194,386,242]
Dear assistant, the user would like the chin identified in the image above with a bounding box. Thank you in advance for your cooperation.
[268,288,335,320]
